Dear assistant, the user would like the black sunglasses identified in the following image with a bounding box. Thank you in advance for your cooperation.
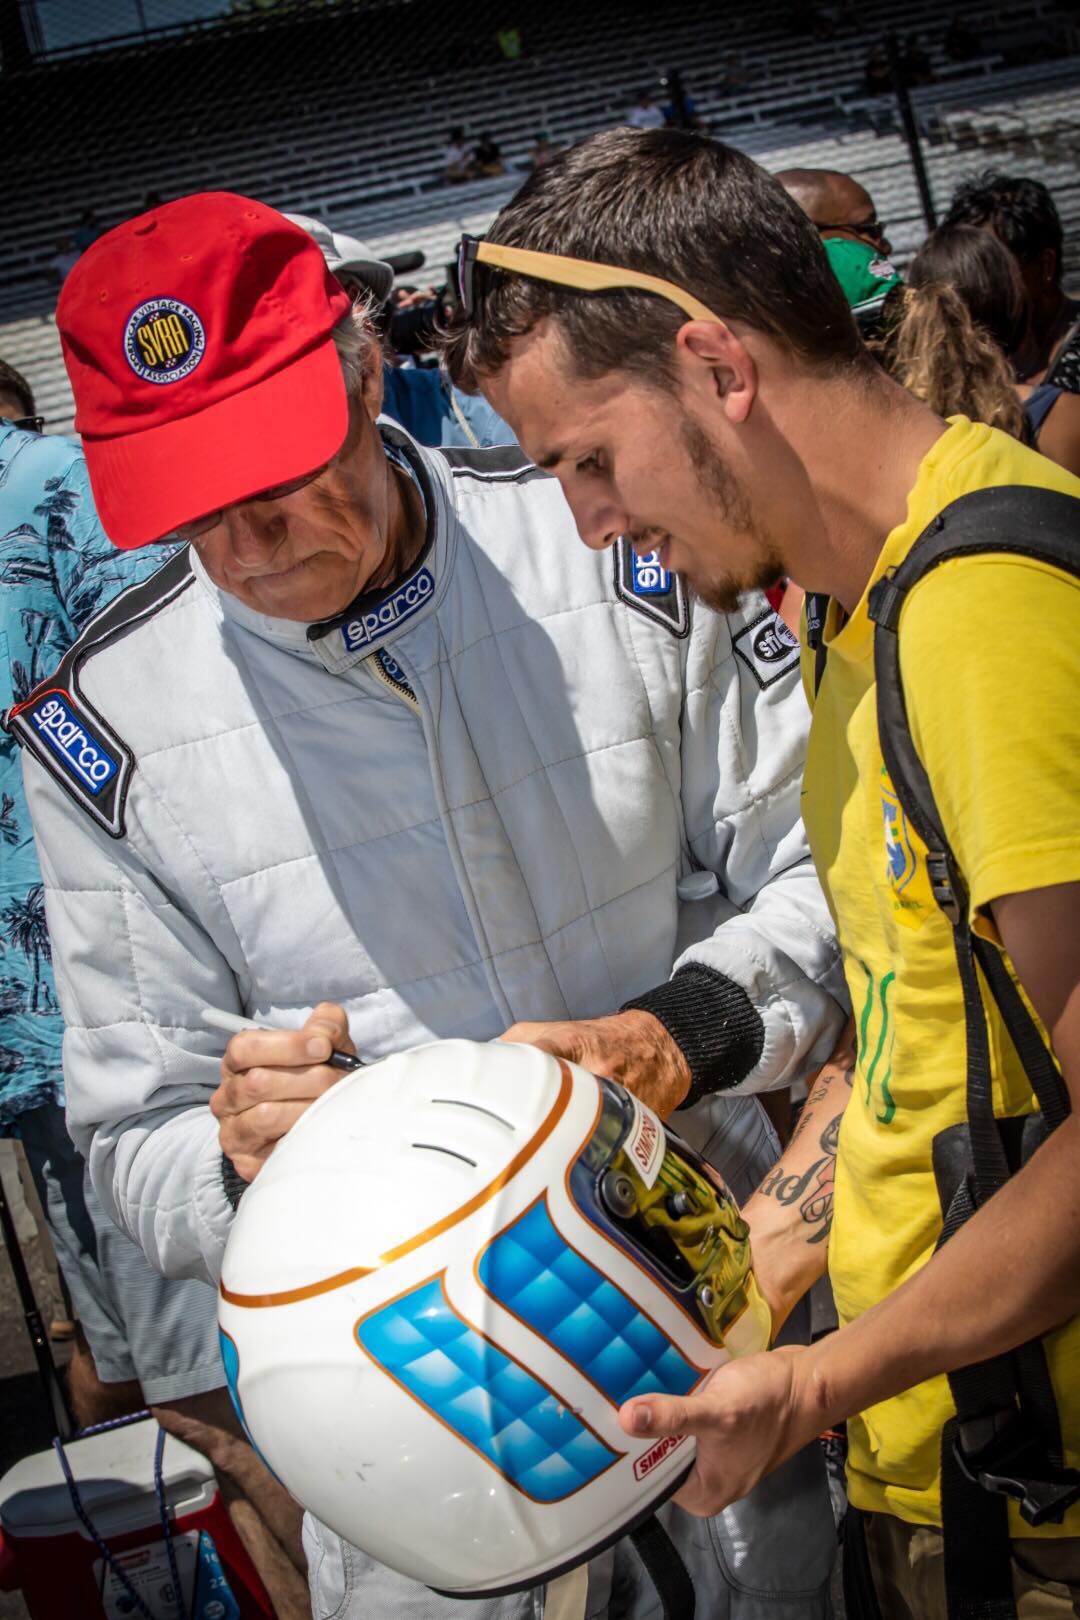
[2,414,44,435]
[817,219,888,246]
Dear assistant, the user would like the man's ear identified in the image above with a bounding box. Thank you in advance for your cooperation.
[675,320,757,424]
[359,348,385,422]
[1038,245,1059,289]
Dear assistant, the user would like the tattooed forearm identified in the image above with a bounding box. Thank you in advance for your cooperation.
[742,1033,855,1326]
[758,1066,853,1245]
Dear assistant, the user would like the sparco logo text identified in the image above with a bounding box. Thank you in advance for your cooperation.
[341,568,434,652]
[30,695,118,794]
[631,548,670,595]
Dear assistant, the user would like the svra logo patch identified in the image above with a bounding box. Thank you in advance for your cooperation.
[124,297,206,384]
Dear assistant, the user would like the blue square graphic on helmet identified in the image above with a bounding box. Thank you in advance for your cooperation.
[477,1200,700,1406]
[356,1277,618,1501]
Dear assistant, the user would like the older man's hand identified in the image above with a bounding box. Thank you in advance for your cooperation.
[501,1010,691,1118]
[211,1002,357,1182]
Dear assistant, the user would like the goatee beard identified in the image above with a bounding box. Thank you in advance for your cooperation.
[678,413,785,616]
[691,557,786,616]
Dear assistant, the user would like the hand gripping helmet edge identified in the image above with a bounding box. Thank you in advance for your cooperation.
[218,1038,770,1595]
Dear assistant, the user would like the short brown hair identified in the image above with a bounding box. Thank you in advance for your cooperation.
[443,127,865,392]
[0,358,35,418]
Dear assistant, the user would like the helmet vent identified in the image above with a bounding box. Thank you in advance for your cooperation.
[411,1142,479,1168]
[429,1098,516,1131]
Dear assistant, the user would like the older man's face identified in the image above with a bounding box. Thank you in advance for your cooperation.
[185,391,414,622]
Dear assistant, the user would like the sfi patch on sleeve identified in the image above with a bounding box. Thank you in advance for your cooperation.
[6,683,133,838]
[732,608,801,689]
[614,537,689,638]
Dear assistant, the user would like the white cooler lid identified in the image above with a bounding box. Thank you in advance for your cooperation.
[0,1418,216,1539]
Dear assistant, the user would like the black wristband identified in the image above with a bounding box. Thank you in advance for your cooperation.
[622,962,764,1105]
[221,1152,247,1212]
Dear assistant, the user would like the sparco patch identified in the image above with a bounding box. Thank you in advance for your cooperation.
[124,297,206,385]
[6,681,134,838]
[341,567,434,653]
[614,538,689,638]
[25,691,119,793]
[2,548,194,839]
[732,609,800,689]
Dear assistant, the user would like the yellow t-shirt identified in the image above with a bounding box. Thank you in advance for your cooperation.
[802,416,1080,1534]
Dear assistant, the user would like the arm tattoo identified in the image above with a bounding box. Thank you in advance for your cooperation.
[758,1066,854,1244]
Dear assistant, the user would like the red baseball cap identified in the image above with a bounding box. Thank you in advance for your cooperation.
[57,192,353,548]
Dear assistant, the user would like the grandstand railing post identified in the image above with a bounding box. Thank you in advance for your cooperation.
[886,31,937,232]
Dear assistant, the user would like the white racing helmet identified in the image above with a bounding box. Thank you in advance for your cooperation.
[218,1039,770,1596]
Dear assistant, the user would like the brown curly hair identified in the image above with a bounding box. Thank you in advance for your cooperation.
[878,225,1027,439]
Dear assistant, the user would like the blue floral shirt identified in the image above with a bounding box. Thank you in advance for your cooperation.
[0,425,176,1130]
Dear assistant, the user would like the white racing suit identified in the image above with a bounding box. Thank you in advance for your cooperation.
[11,430,846,1617]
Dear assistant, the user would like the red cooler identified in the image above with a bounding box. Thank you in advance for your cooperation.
[0,1417,273,1618]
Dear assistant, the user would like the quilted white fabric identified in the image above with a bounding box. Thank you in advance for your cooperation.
[22,431,845,1287]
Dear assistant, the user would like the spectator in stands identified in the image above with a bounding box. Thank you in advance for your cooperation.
[712,50,748,96]
[884,224,1080,474]
[944,14,978,62]
[778,165,892,257]
[662,69,702,129]
[0,418,310,1617]
[793,1,839,41]
[473,131,505,176]
[899,34,934,87]
[496,22,523,61]
[48,236,80,288]
[822,236,902,337]
[626,89,666,130]
[0,358,40,429]
[286,212,514,449]
[72,207,102,252]
[943,171,1080,394]
[862,42,892,95]
[442,127,474,183]
[528,131,559,169]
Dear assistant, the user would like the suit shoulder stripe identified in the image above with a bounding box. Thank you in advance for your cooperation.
[3,547,193,840]
[438,445,548,484]
[70,545,194,661]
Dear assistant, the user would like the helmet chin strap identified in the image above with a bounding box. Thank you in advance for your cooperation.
[629,1516,696,1620]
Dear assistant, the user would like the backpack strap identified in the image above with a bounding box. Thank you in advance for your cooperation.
[868,484,1076,1136]
[803,591,830,697]
[867,485,1080,1617]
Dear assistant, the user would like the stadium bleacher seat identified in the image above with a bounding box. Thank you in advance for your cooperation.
[1,0,1076,429]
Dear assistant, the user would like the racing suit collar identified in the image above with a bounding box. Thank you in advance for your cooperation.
[186,426,446,672]
[305,426,442,674]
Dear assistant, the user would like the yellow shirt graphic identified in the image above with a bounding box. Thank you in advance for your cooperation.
[801,417,1080,1533]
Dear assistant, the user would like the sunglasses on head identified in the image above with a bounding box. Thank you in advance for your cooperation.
[455,235,727,328]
